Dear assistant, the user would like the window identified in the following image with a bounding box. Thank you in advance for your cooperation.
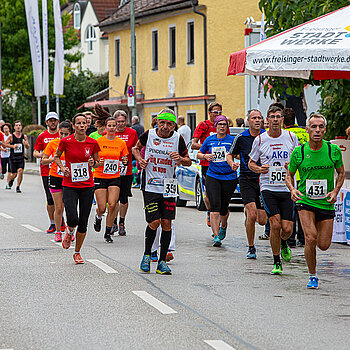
[187,21,195,64]
[152,29,158,71]
[169,25,176,68]
[85,25,96,53]
[115,38,120,77]
[187,112,197,137]
[73,3,81,30]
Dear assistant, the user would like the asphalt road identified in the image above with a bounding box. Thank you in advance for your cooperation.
[1,172,350,350]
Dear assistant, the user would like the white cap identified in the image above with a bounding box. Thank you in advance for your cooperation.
[45,112,59,121]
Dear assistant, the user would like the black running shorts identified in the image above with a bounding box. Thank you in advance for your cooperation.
[9,158,24,173]
[296,203,335,221]
[94,177,121,190]
[49,175,63,190]
[261,190,294,221]
[42,176,54,205]
[142,191,176,223]
[239,178,264,209]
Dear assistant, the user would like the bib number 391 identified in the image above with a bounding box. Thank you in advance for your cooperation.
[71,162,89,182]
[103,159,119,175]
[212,146,226,163]
[119,162,127,176]
[306,179,327,199]
[269,166,286,185]
[163,178,178,198]
[57,160,65,176]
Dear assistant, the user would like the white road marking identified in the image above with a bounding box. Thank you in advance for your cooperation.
[132,291,177,315]
[21,224,42,232]
[204,340,237,350]
[87,259,118,274]
[0,212,14,219]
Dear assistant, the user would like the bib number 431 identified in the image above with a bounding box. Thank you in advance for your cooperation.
[306,179,327,199]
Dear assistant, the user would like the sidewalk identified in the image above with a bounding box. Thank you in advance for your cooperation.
[24,161,40,176]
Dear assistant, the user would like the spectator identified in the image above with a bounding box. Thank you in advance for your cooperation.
[177,115,192,145]
[131,115,144,138]
[84,111,97,135]
[346,126,350,140]
[236,117,245,127]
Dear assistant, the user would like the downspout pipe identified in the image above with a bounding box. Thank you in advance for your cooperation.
[191,1,208,119]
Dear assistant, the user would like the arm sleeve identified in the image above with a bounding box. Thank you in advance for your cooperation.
[139,130,149,147]
[288,148,300,173]
[229,134,240,155]
[248,137,260,162]
[200,138,209,154]
[178,135,187,156]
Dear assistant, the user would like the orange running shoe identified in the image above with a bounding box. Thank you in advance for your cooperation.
[73,252,84,264]
[206,211,211,227]
[62,230,73,249]
[165,251,174,262]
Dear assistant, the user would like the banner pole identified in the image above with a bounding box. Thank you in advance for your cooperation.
[37,97,41,125]
[56,95,59,118]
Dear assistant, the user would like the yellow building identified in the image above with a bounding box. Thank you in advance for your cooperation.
[97,0,261,131]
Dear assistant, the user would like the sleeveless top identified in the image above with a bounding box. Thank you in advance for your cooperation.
[10,133,25,160]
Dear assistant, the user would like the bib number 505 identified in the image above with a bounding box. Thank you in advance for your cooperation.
[269,166,286,185]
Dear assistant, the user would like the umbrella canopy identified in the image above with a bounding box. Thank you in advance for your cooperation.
[228,5,350,80]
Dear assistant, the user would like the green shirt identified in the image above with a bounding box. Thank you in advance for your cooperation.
[89,131,102,140]
[289,140,343,210]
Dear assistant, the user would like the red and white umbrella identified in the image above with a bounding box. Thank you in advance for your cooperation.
[227,5,350,80]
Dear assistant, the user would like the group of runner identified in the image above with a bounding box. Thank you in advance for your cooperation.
[2,101,343,288]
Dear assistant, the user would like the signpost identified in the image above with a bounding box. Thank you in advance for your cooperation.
[127,85,135,107]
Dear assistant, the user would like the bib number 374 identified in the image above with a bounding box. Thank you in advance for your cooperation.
[163,178,178,198]
[269,166,286,185]
[71,162,89,182]
[306,179,327,199]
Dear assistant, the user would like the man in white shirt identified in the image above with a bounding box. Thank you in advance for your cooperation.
[177,115,192,146]
[248,106,299,275]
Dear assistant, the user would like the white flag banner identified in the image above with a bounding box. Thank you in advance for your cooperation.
[24,0,43,97]
[42,0,49,99]
[53,0,64,95]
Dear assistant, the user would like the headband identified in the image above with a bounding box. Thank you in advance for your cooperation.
[157,113,176,123]
[214,115,228,127]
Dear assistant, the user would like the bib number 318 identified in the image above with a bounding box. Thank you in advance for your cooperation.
[71,162,89,182]
[163,178,178,198]
[306,179,327,199]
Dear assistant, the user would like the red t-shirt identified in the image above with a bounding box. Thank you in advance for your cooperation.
[58,135,100,188]
[103,127,138,175]
[193,120,230,166]
[34,130,60,176]
[0,133,3,159]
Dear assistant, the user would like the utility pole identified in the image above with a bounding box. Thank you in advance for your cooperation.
[130,0,137,117]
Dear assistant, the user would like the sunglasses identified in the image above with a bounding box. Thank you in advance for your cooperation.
[210,110,222,114]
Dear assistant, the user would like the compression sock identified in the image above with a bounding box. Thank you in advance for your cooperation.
[144,226,157,255]
[273,255,281,265]
[119,217,125,225]
[159,230,171,262]
[50,219,55,225]
[281,239,288,248]
[114,216,118,225]
[105,226,112,235]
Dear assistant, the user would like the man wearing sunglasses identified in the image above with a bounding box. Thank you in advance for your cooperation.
[191,102,228,227]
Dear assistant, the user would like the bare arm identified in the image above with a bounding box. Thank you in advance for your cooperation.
[248,158,269,174]
[326,165,345,204]
[23,135,30,150]
[33,149,43,159]
[191,137,201,150]
[286,169,303,202]
[132,140,149,169]
[4,135,16,149]
[197,150,214,162]
[41,153,55,166]
[54,149,70,177]
[169,151,192,167]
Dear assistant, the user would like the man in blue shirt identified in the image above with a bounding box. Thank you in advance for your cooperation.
[227,110,267,259]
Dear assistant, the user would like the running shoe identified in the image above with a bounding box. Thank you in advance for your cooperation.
[281,244,292,262]
[73,252,84,264]
[5,184,11,190]
[71,234,75,242]
[104,233,113,243]
[219,226,227,240]
[62,230,73,249]
[8,179,14,188]
[16,187,21,193]
[54,232,62,242]
[111,223,118,236]
[246,246,257,259]
[213,235,222,247]
[258,233,269,240]
[151,251,158,262]
[296,240,304,247]
[271,262,283,275]
[307,276,319,289]
[206,211,211,227]
[46,224,56,234]
[94,215,102,232]
[165,251,174,262]
[139,255,151,273]
[156,260,172,275]
[119,222,126,236]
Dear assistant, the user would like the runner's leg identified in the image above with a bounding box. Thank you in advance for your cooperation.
[269,214,282,256]
[245,202,257,246]
[316,219,334,251]
[52,191,64,234]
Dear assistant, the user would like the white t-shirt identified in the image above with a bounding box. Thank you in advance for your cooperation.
[178,124,191,146]
[249,129,299,192]
[1,134,10,158]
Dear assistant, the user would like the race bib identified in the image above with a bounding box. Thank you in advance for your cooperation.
[57,161,65,176]
[14,143,23,153]
[269,166,286,185]
[212,146,226,163]
[119,162,127,176]
[71,162,89,182]
[103,159,119,175]
[306,179,327,199]
[163,178,178,198]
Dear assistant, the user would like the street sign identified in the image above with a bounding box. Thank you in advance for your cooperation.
[127,85,135,107]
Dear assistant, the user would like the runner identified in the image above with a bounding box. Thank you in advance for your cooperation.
[248,106,299,274]
[54,113,100,264]
[89,119,105,140]
[1,123,12,184]
[227,109,267,258]
[5,120,30,193]
[33,112,60,233]
[197,115,238,246]
[133,109,191,274]
[191,102,228,226]
[42,121,74,242]
[286,114,344,289]
[93,117,128,243]
[111,110,138,236]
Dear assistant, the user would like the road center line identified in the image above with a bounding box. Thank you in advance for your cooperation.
[132,291,177,314]
[204,340,237,350]
[21,224,42,232]
[0,212,14,219]
[87,259,118,274]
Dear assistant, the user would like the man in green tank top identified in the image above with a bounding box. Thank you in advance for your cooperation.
[286,114,344,289]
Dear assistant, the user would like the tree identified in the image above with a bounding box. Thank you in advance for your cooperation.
[259,0,350,138]
[0,0,81,124]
